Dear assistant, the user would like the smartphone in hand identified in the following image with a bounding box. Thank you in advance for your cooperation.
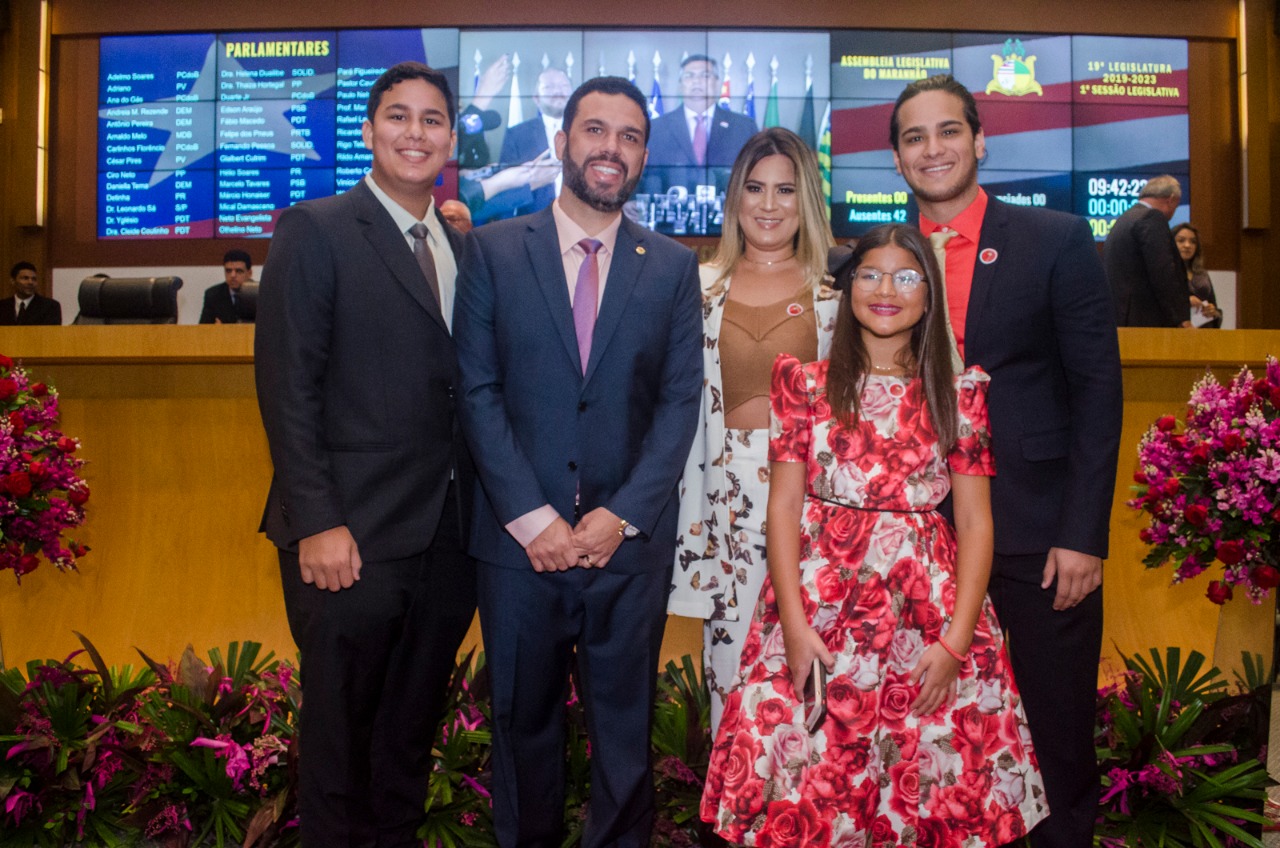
[803,657,828,733]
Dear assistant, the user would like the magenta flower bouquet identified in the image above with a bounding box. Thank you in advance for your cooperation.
[1128,357,1280,605]
[0,353,90,581]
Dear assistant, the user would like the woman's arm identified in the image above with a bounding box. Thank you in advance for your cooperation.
[909,471,993,715]
[766,460,834,697]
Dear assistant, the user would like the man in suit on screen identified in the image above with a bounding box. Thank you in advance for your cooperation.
[889,75,1123,848]
[198,249,255,324]
[642,54,757,194]
[1,262,61,326]
[455,76,701,848]
[255,61,475,848]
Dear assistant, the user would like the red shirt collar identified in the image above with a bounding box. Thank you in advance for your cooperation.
[919,187,988,244]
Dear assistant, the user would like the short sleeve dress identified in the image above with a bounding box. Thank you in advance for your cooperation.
[700,355,1049,848]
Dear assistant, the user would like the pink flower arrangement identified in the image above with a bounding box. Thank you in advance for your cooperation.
[0,353,89,581]
[1128,357,1280,605]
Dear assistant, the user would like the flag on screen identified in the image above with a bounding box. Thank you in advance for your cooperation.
[649,78,664,120]
[744,79,755,121]
[817,102,832,219]
[719,76,731,109]
[507,71,524,127]
[799,82,817,149]
[763,79,780,129]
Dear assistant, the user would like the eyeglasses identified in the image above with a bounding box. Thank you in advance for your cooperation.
[680,71,717,81]
[852,268,925,293]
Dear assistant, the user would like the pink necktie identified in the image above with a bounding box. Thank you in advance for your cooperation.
[573,239,603,373]
[693,115,708,166]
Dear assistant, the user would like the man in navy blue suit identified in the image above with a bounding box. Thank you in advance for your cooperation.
[455,76,701,848]
[890,75,1123,848]
[642,54,757,195]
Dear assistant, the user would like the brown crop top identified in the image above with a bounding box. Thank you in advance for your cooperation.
[720,295,819,420]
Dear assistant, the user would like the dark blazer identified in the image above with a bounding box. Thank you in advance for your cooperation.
[1103,202,1187,327]
[454,207,703,573]
[199,282,253,324]
[0,294,61,325]
[963,197,1124,563]
[255,179,469,562]
[470,113,556,221]
[642,105,758,194]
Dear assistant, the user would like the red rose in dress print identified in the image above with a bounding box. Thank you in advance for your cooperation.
[755,799,832,848]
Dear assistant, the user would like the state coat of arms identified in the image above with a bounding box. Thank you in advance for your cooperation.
[985,38,1044,96]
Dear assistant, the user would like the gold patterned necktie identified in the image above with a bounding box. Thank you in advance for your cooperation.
[928,229,964,375]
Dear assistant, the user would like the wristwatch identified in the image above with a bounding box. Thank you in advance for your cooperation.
[618,519,639,539]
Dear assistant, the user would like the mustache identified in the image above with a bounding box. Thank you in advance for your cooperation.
[584,151,627,178]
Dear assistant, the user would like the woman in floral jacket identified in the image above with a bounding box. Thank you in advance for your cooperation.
[668,128,838,733]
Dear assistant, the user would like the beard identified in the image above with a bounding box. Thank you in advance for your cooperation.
[562,144,641,213]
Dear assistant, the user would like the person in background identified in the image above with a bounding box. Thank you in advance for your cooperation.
[702,224,1047,846]
[668,127,837,735]
[1,261,61,326]
[643,54,758,194]
[440,199,473,233]
[1172,222,1221,328]
[199,249,254,324]
[255,61,475,848]
[1104,175,1190,328]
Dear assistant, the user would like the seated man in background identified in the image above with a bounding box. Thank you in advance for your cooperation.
[1,261,62,326]
[199,249,255,324]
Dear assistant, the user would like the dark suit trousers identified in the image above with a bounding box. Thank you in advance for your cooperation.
[279,484,476,848]
[989,553,1103,848]
[478,560,670,848]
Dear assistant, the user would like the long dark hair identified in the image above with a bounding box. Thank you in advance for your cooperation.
[1172,222,1205,276]
[826,224,958,454]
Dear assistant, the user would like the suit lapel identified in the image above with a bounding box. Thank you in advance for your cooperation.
[585,219,646,383]
[966,196,1009,364]
[524,210,582,374]
[351,181,449,334]
[664,110,698,164]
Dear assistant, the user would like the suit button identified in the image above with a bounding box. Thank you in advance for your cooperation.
[447,385,456,400]
[578,401,587,412]
[568,461,578,471]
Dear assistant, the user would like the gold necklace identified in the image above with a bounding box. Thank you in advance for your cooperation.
[742,253,796,267]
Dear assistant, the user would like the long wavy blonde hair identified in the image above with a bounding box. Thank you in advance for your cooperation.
[707,127,834,296]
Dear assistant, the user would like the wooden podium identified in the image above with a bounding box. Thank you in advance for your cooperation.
[1,326,1275,681]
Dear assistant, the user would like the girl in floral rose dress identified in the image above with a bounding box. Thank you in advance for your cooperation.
[701,224,1048,847]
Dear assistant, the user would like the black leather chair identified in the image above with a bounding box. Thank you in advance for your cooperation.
[73,276,183,324]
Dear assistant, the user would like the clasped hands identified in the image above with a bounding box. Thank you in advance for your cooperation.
[526,508,624,572]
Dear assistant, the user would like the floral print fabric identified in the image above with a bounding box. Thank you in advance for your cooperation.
[701,355,1048,848]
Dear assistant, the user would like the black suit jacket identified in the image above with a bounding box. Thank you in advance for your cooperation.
[256,180,470,562]
[1103,202,1187,327]
[962,197,1123,565]
[199,283,252,324]
[0,294,61,325]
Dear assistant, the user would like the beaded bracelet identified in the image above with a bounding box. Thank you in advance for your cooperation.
[937,637,968,663]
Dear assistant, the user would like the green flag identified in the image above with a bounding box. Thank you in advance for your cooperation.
[763,79,780,129]
[817,103,831,219]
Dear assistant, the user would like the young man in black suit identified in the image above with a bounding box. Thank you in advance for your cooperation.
[255,62,475,848]
[890,75,1123,848]
[198,249,254,324]
[1,262,61,325]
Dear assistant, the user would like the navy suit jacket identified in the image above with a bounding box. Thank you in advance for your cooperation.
[256,180,470,562]
[962,197,1123,565]
[489,114,556,216]
[642,105,758,194]
[1103,202,1187,327]
[199,282,254,324]
[0,294,61,325]
[455,207,703,573]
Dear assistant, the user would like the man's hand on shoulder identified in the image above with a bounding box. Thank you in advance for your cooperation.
[1043,547,1102,610]
[572,507,625,570]
[298,525,362,592]
[527,517,578,572]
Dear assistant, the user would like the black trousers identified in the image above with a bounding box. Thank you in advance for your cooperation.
[989,553,1103,848]
[478,561,670,848]
[279,484,477,848]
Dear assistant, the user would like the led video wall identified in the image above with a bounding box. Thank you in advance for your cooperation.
[98,28,1188,240]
